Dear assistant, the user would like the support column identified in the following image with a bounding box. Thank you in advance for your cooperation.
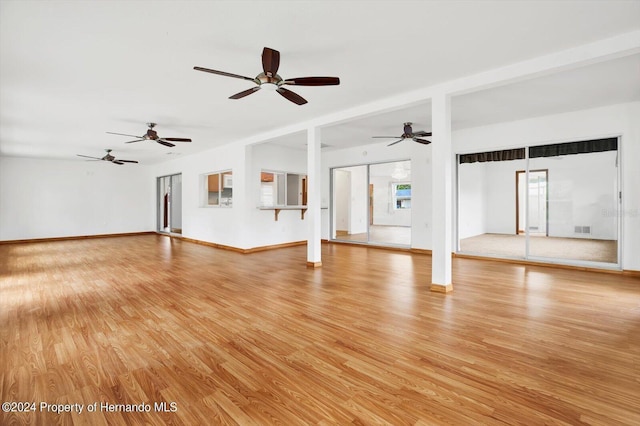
[431,91,453,292]
[306,126,322,267]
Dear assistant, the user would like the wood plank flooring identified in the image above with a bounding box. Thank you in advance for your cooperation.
[1,235,639,425]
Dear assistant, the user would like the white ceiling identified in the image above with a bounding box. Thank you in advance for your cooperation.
[1,1,639,163]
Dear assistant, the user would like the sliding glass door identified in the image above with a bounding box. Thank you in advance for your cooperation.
[458,152,526,259]
[457,138,620,267]
[157,173,182,235]
[331,160,411,247]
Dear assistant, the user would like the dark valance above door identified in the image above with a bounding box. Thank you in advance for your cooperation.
[459,137,618,164]
[459,148,525,164]
[529,137,618,158]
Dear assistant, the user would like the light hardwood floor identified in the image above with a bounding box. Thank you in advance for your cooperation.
[1,235,639,425]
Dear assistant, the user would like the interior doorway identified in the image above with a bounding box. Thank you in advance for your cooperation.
[157,173,182,234]
[516,169,548,236]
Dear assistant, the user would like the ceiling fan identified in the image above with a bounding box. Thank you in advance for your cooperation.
[76,149,138,165]
[106,123,192,147]
[194,47,340,105]
[373,122,432,146]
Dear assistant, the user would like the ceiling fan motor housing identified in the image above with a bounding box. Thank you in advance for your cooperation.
[146,129,158,140]
[403,122,413,137]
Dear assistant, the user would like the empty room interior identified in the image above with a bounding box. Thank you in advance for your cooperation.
[1,1,640,425]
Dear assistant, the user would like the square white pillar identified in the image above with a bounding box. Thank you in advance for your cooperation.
[431,92,453,292]
[307,126,322,267]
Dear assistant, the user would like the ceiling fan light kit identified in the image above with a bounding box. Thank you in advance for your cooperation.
[260,83,279,92]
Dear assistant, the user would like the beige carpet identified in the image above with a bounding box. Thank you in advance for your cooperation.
[460,233,617,264]
[335,225,411,246]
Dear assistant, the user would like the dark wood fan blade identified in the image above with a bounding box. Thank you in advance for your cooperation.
[262,47,280,76]
[193,66,256,82]
[162,138,192,142]
[283,77,340,86]
[124,139,145,144]
[413,131,432,137]
[117,159,138,163]
[76,154,101,160]
[276,87,307,105]
[106,132,142,138]
[387,139,404,146]
[412,138,432,144]
[372,136,402,139]
[157,140,175,148]
[229,87,260,100]
[112,161,124,165]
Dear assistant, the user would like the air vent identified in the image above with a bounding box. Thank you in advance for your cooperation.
[574,226,591,234]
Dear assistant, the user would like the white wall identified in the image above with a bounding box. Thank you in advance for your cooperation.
[453,102,640,270]
[149,142,308,250]
[245,143,308,247]
[0,157,152,240]
[146,142,249,249]
[621,102,640,271]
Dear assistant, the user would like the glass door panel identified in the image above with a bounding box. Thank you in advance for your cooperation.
[528,151,618,264]
[170,174,182,234]
[158,176,170,233]
[458,158,526,259]
[332,165,368,243]
[157,173,182,235]
[368,161,411,246]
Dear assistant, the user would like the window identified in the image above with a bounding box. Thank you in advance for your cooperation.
[204,170,233,207]
[260,170,306,207]
[393,183,411,209]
